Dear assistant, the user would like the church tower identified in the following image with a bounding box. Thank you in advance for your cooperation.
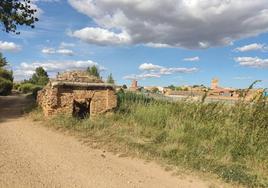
[211,78,219,89]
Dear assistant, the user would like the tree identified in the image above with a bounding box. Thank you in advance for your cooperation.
[0,69,13,81]
[30,67,49,86]
[0,53,8,68]
[152,87,159,93]
[0,0,38,34]
[0,77,13,95]
[167,85,175,90]
[106,73,115,84]
[122,84,127,89]
[0,54,13,95]
[87,65,100,78]
[175,87,183,91]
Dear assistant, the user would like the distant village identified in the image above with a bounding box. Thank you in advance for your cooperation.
[120,78,268,102]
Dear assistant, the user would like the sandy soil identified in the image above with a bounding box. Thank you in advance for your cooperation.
[0,95,233,188]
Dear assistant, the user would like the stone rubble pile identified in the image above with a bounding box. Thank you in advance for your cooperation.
[55,71,103,83]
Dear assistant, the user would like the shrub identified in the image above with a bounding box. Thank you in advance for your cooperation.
[13,83,20,90]
[19,83,42,94]
[31,85,43,99]
[19,83,35,93]
[0,69,13,81]
[0,77,13,95]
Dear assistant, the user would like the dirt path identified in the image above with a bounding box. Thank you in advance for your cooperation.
[0,95,230,188]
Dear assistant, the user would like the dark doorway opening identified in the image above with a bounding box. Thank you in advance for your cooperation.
[72,100,90,119]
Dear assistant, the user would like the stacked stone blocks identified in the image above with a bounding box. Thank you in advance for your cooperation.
[37,71,117,117]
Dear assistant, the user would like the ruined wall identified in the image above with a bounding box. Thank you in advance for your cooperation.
[37,86,59,116]
[38,86,117,117]
[56,71,103,83]
[37,70,117,117]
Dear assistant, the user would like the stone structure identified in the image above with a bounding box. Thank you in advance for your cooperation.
[209,78,236,97]
[131,80,138,88]
[37,71,117,118]
[129,80,139,91]
[211,78,219,90]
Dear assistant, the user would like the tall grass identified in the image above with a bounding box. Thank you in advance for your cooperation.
[42,91,268,187]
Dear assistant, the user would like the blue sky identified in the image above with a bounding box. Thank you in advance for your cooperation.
[0,0,268,88]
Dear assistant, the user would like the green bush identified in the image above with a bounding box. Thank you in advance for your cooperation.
[19,83,35,93]
[0,77,13,95]
[31,85,43,99]
[0,69,13,81]
[19,83,42,94]
[13,83,21,90]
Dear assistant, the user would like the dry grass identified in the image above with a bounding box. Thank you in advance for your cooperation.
[30,91,268,187]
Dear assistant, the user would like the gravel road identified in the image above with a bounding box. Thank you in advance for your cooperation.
[0,95,231,188]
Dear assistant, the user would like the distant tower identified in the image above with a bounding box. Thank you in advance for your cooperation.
[130,80,138,91]
[211,78,219,89]
[131,80,138,88]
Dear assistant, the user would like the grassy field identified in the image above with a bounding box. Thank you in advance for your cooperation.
[31,91,268,187]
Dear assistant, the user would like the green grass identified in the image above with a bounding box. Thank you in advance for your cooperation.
[32,91,268,187]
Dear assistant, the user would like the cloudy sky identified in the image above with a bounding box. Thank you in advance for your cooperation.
[1,0,268,88]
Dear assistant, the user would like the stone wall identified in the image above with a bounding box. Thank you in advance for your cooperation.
[56,71,103,83]
[37,71,117,117]
[37,84,117,117]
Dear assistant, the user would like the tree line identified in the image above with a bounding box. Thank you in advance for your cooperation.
[0,53,13,95]
[0,53,115,96]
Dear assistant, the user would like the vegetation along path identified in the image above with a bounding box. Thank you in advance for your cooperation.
[0,95,234,188]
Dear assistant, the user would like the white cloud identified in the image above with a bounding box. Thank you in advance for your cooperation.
[125,63,197,80]
[159,67,198,75]
[233,76,253,80]
[124,73,161,80]
[144,43,171,48]
[32,0,60,2]
[235,43,266,52]
[68,0,268,49]
[42,47,74,56]
[14,60,103,80]
[234,57,268,68]
[139,63,163,71]
[42,47,55,54]
[71,27,131,46]
[56,49,74,56]
[59,42,75,48]
[0,41,21,52]
[183,56,200,62]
